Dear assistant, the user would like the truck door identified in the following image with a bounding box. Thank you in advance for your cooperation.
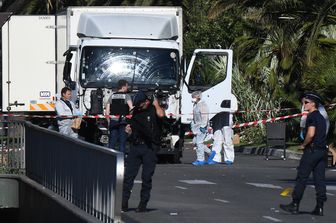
[2,15,56,112]
[181,49,233,124]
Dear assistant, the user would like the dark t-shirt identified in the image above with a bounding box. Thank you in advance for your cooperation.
[211,112,230,131]
[305,110,326,148]
[131,105,162,149]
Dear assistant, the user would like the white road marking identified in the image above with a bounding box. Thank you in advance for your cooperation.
[134,180,142,184]
[326,185,336,191]
[310,185,336,191]
[175,186,187,190]
[326,192,335,196]
[214,199,230,203]
[328,169,336,172]
[246,183,282,189]
[262,216,282,222]
[179,180,216,185]
[270,208,280,213]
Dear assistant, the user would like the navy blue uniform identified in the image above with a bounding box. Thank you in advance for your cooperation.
[122,105,160,208]
[292,110,327,205]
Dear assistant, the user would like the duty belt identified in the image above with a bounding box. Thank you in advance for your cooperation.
[133,138,147,145]
[306,143,327,151]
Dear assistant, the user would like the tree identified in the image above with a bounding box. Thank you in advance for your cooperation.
[209,0,336,99]
[182,0,244,57]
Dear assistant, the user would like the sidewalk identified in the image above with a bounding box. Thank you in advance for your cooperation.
[235,145,302,160]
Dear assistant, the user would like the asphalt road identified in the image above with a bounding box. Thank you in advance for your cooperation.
[122,145,336,223]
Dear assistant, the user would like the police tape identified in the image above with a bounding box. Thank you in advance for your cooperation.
[222,102,336,115]
[171,103,336,116]
[1,102,334,119]
[0,111,305,124]
[232,112,303,128]
[0,113,132,120]
[184,112,304,136]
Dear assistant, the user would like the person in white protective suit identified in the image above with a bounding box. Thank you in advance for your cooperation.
[210,94,238,165]
[55,87,80,138]
[191,91,216,166]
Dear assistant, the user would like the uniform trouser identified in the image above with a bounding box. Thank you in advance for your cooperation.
[195,132,211,161]
[292,148,327,205]
[122,144,157,205]
[108,121,127,153]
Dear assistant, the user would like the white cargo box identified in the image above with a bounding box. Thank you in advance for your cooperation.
[1,16,56,112]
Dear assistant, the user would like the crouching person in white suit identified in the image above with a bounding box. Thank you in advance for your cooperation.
[55,87,80,138]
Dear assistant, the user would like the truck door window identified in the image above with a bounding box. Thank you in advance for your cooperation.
[188,53,228,92]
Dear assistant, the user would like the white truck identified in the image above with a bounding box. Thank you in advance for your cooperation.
[0,7,233,162]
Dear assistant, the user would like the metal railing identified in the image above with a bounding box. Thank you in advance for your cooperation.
[25,122,124,223]
[0,117,25,172]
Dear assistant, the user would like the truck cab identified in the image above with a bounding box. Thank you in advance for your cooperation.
[1,7,234,162]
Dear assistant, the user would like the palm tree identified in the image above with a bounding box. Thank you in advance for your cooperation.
[209,0,336,99]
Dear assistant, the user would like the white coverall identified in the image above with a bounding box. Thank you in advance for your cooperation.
[55,99,80,138]
[212,94,238,163]
[191,100,211,161]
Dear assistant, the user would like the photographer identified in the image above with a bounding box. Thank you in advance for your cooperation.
[121,91,165,213]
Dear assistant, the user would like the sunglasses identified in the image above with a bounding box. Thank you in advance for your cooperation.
[304,101,311,104]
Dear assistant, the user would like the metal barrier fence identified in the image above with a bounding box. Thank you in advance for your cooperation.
[0,118,25,172]
[25,122,124,223]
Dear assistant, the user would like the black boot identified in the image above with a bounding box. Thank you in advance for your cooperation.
[135,202,148,213]
[311,203,323,216]
[121,201,128,212]
[279,201,299,214]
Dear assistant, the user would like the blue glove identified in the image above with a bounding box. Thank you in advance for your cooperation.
[200,127,207,134]
[299,131,304,140]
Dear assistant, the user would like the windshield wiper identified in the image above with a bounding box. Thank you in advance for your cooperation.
[130,52,137,92]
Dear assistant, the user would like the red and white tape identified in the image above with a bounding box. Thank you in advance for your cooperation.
[232,113,303,129]
[184,112,304,136]
[0,113,132,120]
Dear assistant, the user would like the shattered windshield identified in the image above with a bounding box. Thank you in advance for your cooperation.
[79,46,179,89]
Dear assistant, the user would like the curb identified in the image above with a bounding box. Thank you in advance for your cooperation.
[235,145,302,160]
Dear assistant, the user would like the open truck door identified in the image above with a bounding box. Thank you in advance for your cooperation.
[1,15,56,112]
[181,49,233,124]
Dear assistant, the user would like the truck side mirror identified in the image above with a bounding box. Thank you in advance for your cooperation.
[63,49,76,90]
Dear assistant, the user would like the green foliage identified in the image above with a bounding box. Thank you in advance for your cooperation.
[301,48,336,141]
[182,0,244,57]
[232,65,283,143]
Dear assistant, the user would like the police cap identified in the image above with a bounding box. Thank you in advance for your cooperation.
[133,91,148,107]
[302,92,323,105]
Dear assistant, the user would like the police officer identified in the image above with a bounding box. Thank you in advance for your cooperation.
[280,93,327,216]
[121,91,165,212]
[105,80,133,152]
